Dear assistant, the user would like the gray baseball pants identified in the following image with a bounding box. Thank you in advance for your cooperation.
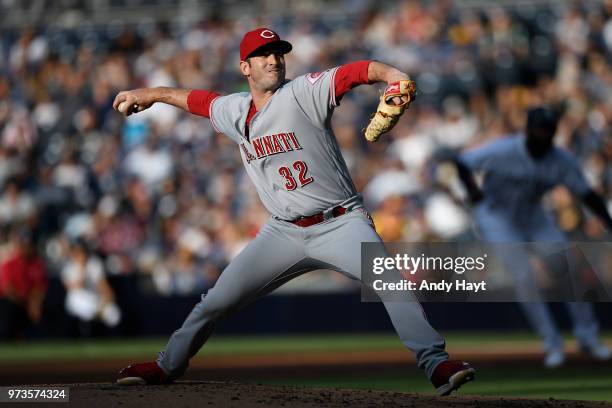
[157,209,448,379]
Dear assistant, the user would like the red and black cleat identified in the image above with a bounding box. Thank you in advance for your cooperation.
[431,360,475,396]
[116,361,171,386]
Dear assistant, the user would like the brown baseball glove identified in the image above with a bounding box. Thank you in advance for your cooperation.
[364,79,417,142]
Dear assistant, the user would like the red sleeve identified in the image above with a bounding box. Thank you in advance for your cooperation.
[334,60,372,101]
[187,90,222,118]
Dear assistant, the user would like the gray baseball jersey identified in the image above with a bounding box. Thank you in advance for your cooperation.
[156,67,449,382]
[210,68,359,219]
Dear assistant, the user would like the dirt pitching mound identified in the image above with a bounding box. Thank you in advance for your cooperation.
[50,381,612,408]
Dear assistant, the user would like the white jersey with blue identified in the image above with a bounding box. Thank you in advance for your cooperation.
[459,135,590,219]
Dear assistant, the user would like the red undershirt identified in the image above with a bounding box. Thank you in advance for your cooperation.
[186,60,372,137]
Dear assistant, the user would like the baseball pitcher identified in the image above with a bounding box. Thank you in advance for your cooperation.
[113,28,474,395]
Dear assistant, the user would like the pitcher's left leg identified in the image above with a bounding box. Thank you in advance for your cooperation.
[306,210,448,378]
[530,215,609,359]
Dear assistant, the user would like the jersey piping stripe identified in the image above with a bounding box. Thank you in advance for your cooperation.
[330,67,338,108]
[209,96,222,133]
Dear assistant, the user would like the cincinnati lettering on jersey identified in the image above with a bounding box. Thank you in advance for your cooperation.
[241,132,303,163]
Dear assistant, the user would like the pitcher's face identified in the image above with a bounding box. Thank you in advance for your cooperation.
[241,47,286,93]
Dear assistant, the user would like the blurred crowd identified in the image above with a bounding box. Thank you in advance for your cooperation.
[1,0,612,337]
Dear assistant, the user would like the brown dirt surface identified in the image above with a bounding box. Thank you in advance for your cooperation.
[10,382,612,408]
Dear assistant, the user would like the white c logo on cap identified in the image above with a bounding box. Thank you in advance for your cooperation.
[260,30,276,39]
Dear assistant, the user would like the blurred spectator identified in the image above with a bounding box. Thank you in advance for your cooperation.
[0,179,37,227]
[61,239,121,331]
[432,97,478,149]
[0,147,24,188]
[1,107,37,154]
[151,226,217,296]
[94,196,145,275]
[125,136,173,193]
[0,228,47,340]
[372,195,410,242]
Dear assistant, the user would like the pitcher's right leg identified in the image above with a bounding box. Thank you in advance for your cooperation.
[156,220,306,379]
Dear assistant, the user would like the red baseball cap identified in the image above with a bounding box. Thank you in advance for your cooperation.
[239,28,292,61]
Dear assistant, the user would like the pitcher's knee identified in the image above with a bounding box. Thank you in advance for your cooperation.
[196,291,239,321]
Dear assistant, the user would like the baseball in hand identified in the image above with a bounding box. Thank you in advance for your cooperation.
[118,101,138,114]
[118,101,129,114]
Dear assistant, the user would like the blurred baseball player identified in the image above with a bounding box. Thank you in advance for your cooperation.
[112,28,474,395]
[446,107,612,368]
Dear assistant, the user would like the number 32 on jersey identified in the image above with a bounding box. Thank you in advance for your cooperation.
[278,160,314,190]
